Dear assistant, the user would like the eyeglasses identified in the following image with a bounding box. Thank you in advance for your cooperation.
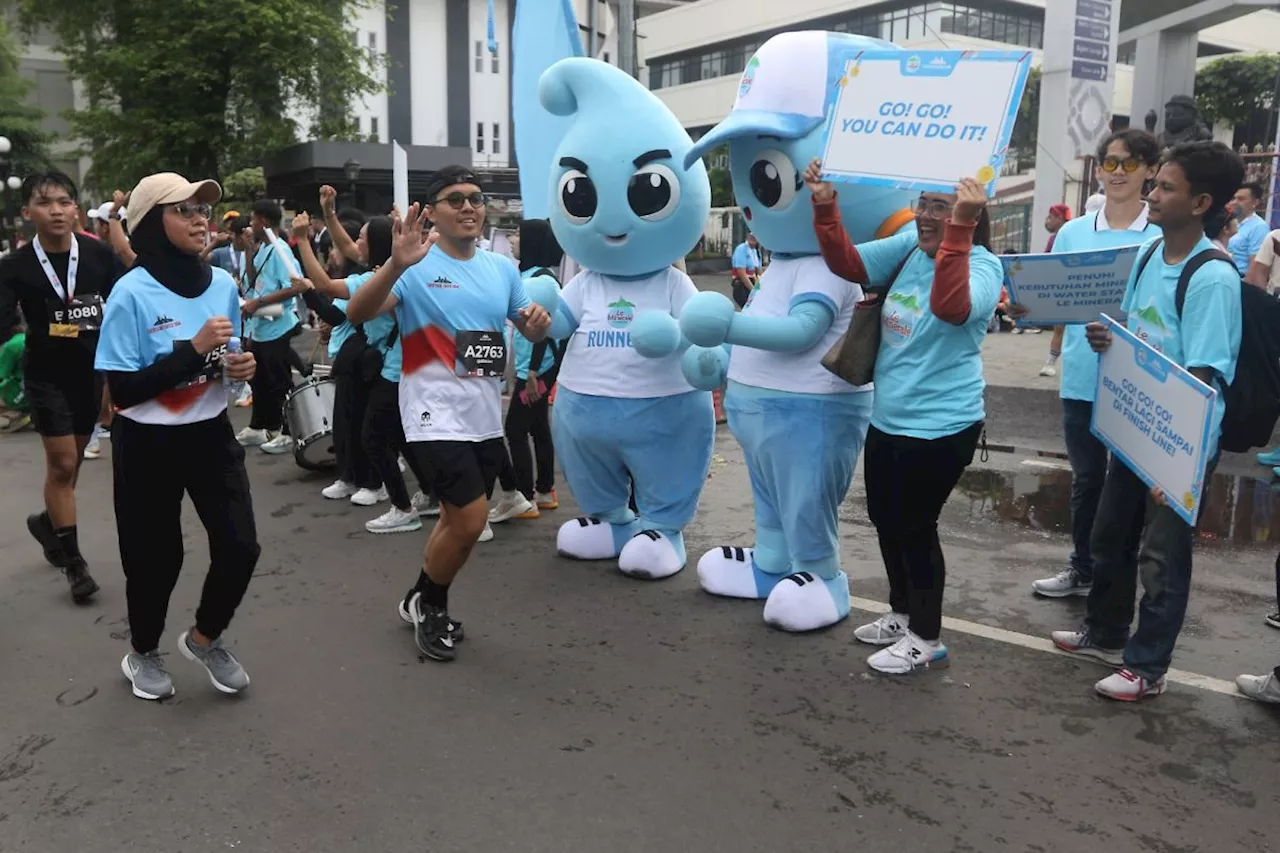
[433,192,487,210]
[1100,157,1142,174]
[171,202,213,220]
[914,197,952,219]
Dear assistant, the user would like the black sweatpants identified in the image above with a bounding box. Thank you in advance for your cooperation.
[363,377,425,510]
[497,377,555,499]
[863,422,982,641]
[248,336,293,432]
[332,371,378,489]
[112,412,261,655]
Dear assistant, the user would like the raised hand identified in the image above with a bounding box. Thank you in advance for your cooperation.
[804,157,834,203]
[319,185,337,215]
[952,178,987,225]
[291,212,311,239]
[390,203,433,269]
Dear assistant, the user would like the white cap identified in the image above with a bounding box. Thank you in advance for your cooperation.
[89,202,125,221]
[125,172,220,234]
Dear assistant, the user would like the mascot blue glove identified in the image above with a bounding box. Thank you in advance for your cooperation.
[646,31,916,632]
[538,57,714,580]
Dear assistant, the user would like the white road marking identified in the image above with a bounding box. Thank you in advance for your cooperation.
[849,596,1243,698]
[1018,458,1072,472]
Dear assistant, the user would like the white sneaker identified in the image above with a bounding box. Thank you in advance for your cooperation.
[82,436,101,459]
[1032,568,1091,598]
[260,432,294,454]
[1236,672,1280,704]
[411,491,440,517]
[322,480,358,500]
[489,490,537,523]
[867,631,949,674]
[478,522,494,542]
[853,611,909,646]
[235,387,253,408]
[1039,364,1057,377]
[1095,668,1167,702]
[365,506,423,534]
[236,427,268,447]
[351,486,388,507]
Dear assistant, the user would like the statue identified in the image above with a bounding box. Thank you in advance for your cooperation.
[1159,95,1212,149]
[1143,109,1158,134]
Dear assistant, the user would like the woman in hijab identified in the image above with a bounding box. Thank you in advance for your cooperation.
[95,172,261,702]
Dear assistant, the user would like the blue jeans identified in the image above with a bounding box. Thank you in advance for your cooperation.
[1084,453,1218,681]
[1062,399,1108,582]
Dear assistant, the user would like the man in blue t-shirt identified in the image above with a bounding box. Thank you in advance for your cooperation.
[730,233,762,308]
[1052,141,1244,702]
[1031,129,1162,600]
[1227,181,1267,275]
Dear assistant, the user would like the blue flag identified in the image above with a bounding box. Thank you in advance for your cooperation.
[487,0,498,54]
[513,0,582,218]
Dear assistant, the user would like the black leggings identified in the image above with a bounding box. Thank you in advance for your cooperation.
[332,372,378,489]
[497,378,555,499]
[248,336,294,432]
[363,377,426,510]
[863,422,982,641]
[112,412,261,655]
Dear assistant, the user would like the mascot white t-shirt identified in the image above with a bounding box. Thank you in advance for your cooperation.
[728,255,872,395]
[557,267,697,398]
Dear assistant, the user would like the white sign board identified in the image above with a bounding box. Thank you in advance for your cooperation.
[819,50,1032,197]
[1090,314,1216,525]
[393,140,409,215]
[1001,245,1138,326]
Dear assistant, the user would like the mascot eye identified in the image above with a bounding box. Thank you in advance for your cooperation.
[748,149,800,211]
[557,169,597,224]
[627,163,681,222]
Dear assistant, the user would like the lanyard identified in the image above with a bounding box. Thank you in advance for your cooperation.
[33,235,79,304]
[230,249,243,277]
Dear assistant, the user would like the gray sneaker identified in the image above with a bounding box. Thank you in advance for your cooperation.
[121,651,175,701]
[1032,568,1092,598]
[1236,672,1280,704]
[178,630,250,694]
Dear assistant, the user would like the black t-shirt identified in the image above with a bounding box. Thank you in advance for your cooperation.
[0,234,125,381]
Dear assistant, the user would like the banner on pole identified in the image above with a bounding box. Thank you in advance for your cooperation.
[393,141,409,215]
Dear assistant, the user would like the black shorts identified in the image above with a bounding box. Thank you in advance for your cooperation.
[405,438,508,508]
[26,373,103,438]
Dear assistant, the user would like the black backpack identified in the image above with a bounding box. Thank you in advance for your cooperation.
[1133,239,1280,452]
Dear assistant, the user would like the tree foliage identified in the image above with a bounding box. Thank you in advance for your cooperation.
[13,0,384,193]
[222,166,266,203]
[1195,53,1280,130]
[1009,66,1041,166]
[0,16,51,176]
[708,167,734,208]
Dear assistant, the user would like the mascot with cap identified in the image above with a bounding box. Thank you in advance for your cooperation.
[636,31,915,631]
[521,57,714,580]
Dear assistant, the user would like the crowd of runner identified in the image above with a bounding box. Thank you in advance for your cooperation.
[1,129,1277,707]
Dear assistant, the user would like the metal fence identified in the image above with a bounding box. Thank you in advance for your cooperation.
[988,200,1033,254]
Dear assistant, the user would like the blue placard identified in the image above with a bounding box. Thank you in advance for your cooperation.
[1001,245,1138,326]
[819,49,1032,197]
[1089,314,1216,525]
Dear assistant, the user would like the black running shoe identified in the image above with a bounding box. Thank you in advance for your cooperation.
[409,596,457,661]
[398,589,463,641]
[27,512,64,567]
[64,559,99,603]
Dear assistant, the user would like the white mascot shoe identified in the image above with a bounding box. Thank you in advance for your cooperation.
[696,546,765,599]
[762,571,851,633]
[618,530,684,580]
[557,517,621,560]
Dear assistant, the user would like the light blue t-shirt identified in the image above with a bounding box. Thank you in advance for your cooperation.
[248,242,300,343]
[344,271,399,383]
[732,242,762,272]
[1052,207,1162,402]
[1228,213,1268,275]
[855,230,1003,438]
[1121,234,1242,448]
[511,268,559,380]
[95,266,242,425]
[327,297,352,358]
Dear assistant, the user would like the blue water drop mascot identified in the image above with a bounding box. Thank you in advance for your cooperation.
[635,31,916,631]
[526,57,714,580]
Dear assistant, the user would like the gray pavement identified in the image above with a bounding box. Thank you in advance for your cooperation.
[2,316,1280,852]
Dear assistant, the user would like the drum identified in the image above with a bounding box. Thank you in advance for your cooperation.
[284,376,336,470]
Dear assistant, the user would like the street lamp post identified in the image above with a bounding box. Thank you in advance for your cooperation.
[343,157,361,210]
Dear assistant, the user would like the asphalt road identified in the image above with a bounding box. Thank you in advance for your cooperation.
[2,383,1278,851]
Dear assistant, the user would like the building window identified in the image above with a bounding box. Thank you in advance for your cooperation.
[350,30,358,46]
[492,43,500,73]
[492,123,501,155]
[369,31,377,51]
[371,116,379,141]
[354,115,362,136]
[475,40,484,72]
[476,121,485,154]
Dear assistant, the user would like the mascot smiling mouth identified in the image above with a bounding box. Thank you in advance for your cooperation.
[604,233,630,245]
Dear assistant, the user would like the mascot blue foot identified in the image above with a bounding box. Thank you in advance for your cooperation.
[696,544,851,632]
[556,516,641,561]
[556,518,687,580]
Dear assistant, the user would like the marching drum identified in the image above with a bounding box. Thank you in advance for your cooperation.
[284,376,337,470]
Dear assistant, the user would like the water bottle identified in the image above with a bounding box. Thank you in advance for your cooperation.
[224,336,247,399]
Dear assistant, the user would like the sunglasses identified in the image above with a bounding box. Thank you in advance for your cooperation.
[171,202,213,220]
[1100,157,1142,174]
[914,197,952,219]
[433,192,487,210]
